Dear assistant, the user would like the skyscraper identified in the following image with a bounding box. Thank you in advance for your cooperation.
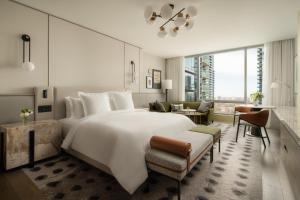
[184,55,214,101]
[199,55,214,101]
[257,48,263,93]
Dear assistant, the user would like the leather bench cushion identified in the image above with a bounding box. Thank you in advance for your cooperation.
[190,125,221,143]
[150,136,192,158]
[146,132,213,174]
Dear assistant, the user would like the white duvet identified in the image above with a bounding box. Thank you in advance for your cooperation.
[62,110,196,194]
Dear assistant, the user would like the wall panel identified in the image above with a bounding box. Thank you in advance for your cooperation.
[49,17,125,89]
[140,52,166,94]
[0,0,48,94]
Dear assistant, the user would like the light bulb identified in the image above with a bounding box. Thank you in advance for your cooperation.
[144,6,154,21]
[174,13,186,27]
[185,20,194,30]
[169,27,179,37]
[157,27,167,38]
[187,6,197,18]
[160,4,173,19]
[22,61,35,71]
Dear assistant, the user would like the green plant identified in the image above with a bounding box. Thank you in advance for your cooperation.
[20,108,33,123]
[250,91,264,102]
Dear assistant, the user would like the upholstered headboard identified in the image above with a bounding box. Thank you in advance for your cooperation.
[54,87,165,119]
[54,87,119,119]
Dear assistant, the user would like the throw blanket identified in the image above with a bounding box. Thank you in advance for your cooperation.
[62,110,196,194]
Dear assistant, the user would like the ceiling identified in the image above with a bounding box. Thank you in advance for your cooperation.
[15,0,300,58]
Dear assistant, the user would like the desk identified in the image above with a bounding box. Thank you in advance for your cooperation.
[235,104,276,110]
[272,107,300,199]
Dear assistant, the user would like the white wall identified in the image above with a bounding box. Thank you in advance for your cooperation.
[140,52,166,93]
[0,0,166,123]
[0,0,48,94]
[297,12,300,107]
[49,17,125,89]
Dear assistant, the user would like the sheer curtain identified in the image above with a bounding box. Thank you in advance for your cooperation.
[166,57,185,101]
[262,39,295,106]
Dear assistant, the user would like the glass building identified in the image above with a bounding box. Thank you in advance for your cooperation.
[184,55,214,101]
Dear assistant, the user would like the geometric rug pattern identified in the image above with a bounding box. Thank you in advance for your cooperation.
[23,122,262,200]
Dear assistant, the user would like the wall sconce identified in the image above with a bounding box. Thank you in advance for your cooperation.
[130,60,137,84]
[21,34,35,71]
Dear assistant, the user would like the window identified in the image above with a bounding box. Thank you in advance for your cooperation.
[185,57,199,101]
[214,50,244,101]
[184,46,264,107]
[247,47,263,102]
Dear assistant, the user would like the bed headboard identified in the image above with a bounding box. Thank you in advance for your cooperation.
[54,87,164,120]
[54,87,120,119]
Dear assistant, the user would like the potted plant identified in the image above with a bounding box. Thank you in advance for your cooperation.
[250,91,264,106]
[20,108,33,124]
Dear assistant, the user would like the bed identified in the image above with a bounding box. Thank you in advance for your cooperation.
[54,87,196,194]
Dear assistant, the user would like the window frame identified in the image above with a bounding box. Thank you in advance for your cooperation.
[185,44,263,103]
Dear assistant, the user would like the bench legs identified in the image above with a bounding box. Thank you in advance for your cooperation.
[177,180,181,200]
[145,170,182,200]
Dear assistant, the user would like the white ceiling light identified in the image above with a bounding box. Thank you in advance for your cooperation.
[144,4,197,38]
[170,27,179,37]
[186,6,197,18]
[144,6,153,21]
[158,27,168,38]
[185,20,194,30]
[174,13,186,27]
[160,4,173,20]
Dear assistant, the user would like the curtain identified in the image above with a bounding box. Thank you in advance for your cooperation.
[166,57,185,101]
[262,39,295,106]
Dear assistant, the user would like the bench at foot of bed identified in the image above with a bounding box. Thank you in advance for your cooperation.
[145,131,213,200]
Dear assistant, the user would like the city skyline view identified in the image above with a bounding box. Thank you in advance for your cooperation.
[185,47,263,102]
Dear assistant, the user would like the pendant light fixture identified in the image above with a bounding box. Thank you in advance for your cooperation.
[21,34,35,71]
[144,4,197,38]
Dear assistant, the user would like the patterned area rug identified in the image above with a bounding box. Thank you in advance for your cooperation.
[23,122,262,200]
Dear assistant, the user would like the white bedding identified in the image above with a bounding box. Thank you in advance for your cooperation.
[59,118,81,138]
[62,110,196,194]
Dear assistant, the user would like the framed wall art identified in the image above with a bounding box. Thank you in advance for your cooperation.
[146,76,153,88]
[152,69,161,89]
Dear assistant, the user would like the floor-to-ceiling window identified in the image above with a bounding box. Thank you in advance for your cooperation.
[184,46,264,113]
[185,57,199,101]
[214,50,244,101]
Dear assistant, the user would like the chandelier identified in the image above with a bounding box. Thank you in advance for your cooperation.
[144,3,197,38]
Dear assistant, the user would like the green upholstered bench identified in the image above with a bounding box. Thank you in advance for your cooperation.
[190,125,221,162]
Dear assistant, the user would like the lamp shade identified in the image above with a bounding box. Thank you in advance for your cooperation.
[169,27,179,37]
[144,6,153,21]
[22,61,35,71]
[185,20,194,30]
[162,79,172,90]
[187,6,197,18]
[160,4,173,19]
[157,28,168,38]
[174,13,186,27]
[270,82,279,89]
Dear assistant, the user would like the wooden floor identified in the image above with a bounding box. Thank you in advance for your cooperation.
[0,122,295,200]
[0,169,45,200]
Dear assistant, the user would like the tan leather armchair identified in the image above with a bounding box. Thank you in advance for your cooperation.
[233,106,253,126]
[236,110,270,148]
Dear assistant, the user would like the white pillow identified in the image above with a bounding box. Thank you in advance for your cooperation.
[65,97,72,118]
[69,97,84,119]
[109,91,134,110]
[78,92,111,116]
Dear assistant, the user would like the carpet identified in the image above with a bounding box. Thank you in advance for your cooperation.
[23,122,262,200]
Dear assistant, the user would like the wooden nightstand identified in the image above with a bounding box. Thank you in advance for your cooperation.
[0,120,62,170]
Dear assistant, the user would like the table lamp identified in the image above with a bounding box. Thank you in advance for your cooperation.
[162,79,172,102]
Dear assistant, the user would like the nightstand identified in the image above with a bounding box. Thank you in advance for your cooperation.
[0,120,62,170]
